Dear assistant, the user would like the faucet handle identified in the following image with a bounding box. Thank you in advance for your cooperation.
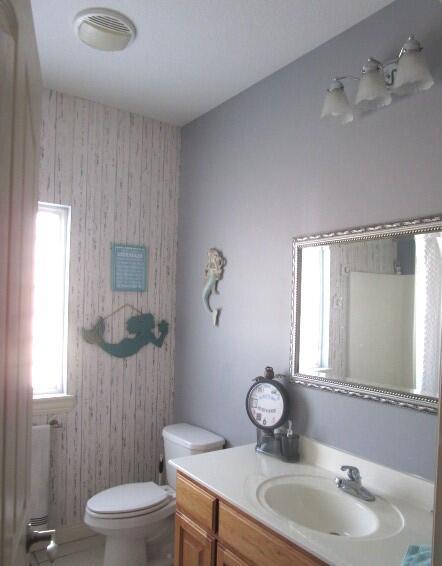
[341,465,361,482]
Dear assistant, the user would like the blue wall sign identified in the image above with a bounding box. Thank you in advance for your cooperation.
[112,244,147,292]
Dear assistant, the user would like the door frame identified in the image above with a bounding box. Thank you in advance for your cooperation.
[434,367,442,563]
[0,0,42,564]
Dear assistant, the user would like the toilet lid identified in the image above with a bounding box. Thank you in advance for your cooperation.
[87,482,170,515]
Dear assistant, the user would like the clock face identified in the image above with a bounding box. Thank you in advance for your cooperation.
[246,380,287,430]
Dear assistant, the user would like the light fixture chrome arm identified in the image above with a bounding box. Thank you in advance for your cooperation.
[333,75,360,82]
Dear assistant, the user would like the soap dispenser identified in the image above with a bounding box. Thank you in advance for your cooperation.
[281,419,299,462]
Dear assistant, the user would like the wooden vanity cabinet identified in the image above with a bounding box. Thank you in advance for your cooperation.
[176,472,218,532]
[175,512,216,566]
[216,544,248,566]
[174,471,325,566]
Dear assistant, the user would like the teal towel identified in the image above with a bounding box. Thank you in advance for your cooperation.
[402,545,432,565]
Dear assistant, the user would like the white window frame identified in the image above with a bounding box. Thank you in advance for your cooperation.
[299,246,330,372]
[32,202,74,413]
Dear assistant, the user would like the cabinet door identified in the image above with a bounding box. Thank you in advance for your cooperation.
[174,512,215,566]
[217,544,248,566]
[218,502,325,566]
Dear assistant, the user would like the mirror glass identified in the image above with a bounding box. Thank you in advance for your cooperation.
[298,233,442,398]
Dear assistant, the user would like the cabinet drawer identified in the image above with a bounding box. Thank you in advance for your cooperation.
[218,502,325,566]
[176,472,218,532]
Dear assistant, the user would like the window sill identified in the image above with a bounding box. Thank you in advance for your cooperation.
[33,394,76,416]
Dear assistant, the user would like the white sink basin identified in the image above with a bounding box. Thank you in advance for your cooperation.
[256,475,404,539]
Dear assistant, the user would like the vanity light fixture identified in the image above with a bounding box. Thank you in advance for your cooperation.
[321,79,354,124]
[321,35,433,124]
[393,35,434,95]
[355,58,392,111]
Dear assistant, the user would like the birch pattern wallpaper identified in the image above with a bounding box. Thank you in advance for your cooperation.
[33,90,180,528]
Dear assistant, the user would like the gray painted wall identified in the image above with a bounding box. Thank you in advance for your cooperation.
[175,0,442,480]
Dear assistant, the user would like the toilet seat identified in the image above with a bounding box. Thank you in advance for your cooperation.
[86,499,170,520]
[86,482,172,519]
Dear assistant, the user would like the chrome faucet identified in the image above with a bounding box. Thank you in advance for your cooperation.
[335,465,375,502]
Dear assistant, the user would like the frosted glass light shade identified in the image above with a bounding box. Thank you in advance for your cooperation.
[321,84,353,125]
[394,50,434,95]
[355,69,392,111]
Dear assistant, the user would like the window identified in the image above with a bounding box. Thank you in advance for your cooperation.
[299,245,330,372]
[32,202,70,397]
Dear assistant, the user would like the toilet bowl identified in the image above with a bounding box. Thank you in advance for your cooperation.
[84,423,225,566]
[84,482,176,566]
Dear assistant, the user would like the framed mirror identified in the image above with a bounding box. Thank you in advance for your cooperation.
[290,215,442,414]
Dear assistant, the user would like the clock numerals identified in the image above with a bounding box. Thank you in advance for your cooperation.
[247,381,287,430]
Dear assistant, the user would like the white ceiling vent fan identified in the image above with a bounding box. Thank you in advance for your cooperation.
[74,8,136,51]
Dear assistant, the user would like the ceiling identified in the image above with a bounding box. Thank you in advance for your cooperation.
[31,0,395,126]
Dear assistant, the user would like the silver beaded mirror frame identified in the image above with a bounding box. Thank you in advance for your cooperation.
[290,214,442,414]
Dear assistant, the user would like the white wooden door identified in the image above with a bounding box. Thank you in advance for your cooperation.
[348,272,415,389]
[0,0,41,564]
[434,350,442,564]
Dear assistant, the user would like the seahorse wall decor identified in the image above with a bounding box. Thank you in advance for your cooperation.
[82,306,169,358]
[202,248,226,326]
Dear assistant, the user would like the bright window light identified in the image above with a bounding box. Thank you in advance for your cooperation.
[299,246,330,372]
[32,202,71,397]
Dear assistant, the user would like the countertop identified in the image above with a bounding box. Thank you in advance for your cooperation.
[171,443,433,566]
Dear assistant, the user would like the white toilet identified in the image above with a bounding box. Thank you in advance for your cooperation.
[84,423,225,566]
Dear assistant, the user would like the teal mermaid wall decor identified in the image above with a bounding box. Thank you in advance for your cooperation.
[82,310,168,358]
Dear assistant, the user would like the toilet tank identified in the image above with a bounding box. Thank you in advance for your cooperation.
[162,423,225,489]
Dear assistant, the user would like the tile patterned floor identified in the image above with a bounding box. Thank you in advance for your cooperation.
[33,535,173,566]
[34,536,104,566]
